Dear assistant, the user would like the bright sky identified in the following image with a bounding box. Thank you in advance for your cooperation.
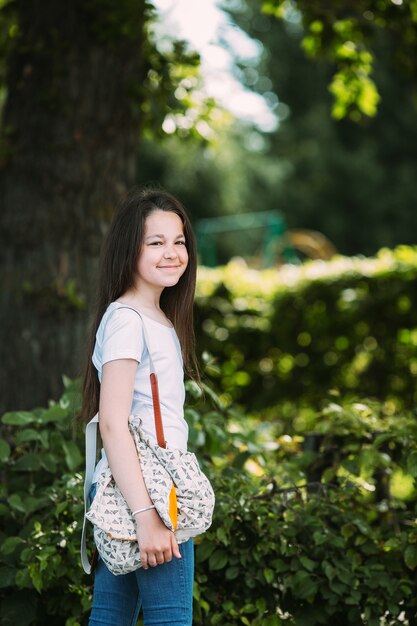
[152,0,278,132]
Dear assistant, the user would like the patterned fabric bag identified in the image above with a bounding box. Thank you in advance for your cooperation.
[80,310,215,576]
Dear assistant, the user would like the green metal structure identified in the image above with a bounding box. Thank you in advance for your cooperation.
[195,210,298,267]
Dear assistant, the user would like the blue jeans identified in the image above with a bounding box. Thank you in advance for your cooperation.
[88,485,194,626]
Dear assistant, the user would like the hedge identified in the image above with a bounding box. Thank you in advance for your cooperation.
[1,381,417,625]
[195,397,417,625]
[195,245,417,417]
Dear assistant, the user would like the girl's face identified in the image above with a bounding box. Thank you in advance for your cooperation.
[136,210,189,291]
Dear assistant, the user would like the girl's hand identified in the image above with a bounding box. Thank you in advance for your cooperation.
[135,508,181,569]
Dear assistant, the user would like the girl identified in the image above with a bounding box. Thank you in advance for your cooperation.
[80,188,199,626]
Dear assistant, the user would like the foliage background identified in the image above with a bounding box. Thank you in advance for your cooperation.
[2,0,417,409]
[196,246,417,416]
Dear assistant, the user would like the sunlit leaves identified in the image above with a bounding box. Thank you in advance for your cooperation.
[141,18,231,143]
[330,56,380,120]
[196,245,417,415]
[262,0,417,119]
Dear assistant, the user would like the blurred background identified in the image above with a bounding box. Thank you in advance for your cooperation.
[1,0,417,410]
[3,3,417,624]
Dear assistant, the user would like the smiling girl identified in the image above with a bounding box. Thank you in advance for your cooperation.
[80,188,200,626]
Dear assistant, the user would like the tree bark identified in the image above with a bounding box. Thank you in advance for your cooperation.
[0,0,146,412]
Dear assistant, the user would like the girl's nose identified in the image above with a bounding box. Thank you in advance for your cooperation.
[164,245,177,258]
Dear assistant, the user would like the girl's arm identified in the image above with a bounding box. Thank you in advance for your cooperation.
[99,358,181,568]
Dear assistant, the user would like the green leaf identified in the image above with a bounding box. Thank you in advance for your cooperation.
[216,527,229,545]
[1,536,25,555]
[271,558,288,573]
[15,429,43,445]
[62,375,73,388]
[15,568,32,588]
[255,597,266,613]
[323,561,336,582]
[20,547,33,563]
[225,565,239,580]
[28,563,43,592]
[300,556,316,571]
[40,405,68,424]
[209,549,228,571]
[373,432,393,448]
[66,618,82,626]
[63,441,83,471]
[404,544,417,570]
[291,570,318,600]
[24,496,49,514]
[0,438,11,462]
[40,453,57,472]
[196,541,216,562]
[263,567,274,583]
[341,523,355,539]
[185,379,203,399]
[329,580,347,595]
[407,451,417,477]
[54,501,69,516]
[337,568,353,585]
[13,454,42,472]
[312,531,327,545]
[2,411,35,426]
[8,494,26,513]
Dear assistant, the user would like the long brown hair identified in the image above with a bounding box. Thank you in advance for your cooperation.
[79,187,199,423]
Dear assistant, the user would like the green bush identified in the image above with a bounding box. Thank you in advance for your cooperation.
[194,397,417,626]
[1,382,417,625]
[0,379,89,625]
[195,246,417,417]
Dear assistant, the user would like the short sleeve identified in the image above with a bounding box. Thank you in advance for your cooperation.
[101,308,144,366]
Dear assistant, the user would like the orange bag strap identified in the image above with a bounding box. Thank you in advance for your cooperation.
[149,371,165,449]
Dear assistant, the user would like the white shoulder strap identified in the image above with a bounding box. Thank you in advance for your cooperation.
[80,412,99,574]
[80,306,156,573]
[118,306,156,373]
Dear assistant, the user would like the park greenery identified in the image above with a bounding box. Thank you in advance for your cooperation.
[2,248,417,624]
[1,0,417,624]
[196,245,417,415]
[1,0,417,410]
[262,0,417,120]
[137,0,417,264]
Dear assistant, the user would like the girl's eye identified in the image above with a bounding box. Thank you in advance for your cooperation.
[148,240,186,246]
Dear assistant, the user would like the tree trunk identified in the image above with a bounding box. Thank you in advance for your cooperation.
[0,0,146,412]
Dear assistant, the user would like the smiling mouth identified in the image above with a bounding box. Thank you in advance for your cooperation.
[157,265,180,269]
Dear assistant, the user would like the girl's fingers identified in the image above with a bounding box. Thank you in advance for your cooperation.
[141,551,149,570]
[140,532,179,569]
[156,551,166,565]
[171,534,182,559]
[141,548,170,568]
[163,547,173,562]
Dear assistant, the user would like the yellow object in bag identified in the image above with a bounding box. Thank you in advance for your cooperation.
[169,485,178,529]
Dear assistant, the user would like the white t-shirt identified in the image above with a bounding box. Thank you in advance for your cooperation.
[92,302,188,482]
